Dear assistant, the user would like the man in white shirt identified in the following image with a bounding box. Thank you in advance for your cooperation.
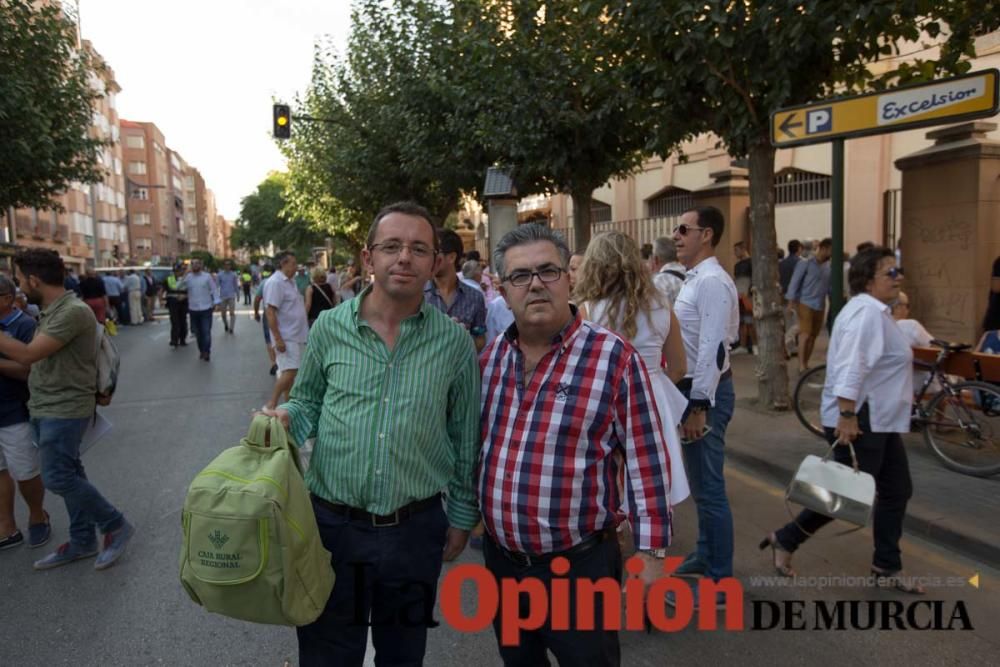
[263,251,309,409]
[122,270,143,325]
[650,237,686,307]
[460,260,484,294]
[669,205,739,584]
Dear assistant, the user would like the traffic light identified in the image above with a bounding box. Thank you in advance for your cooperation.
[273,103,291,139]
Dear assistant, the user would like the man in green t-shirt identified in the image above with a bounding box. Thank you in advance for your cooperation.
[0,250,134,571]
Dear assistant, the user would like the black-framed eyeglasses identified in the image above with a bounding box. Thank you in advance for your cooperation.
[503,266,565,288]
[674,224,709,236]
[368,241,437,259]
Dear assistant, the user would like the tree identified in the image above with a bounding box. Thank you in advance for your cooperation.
[615,0,995,409]
[0,0,107,213]
[452,0,651,249]
[231,173,327,260]
[282,0,491,234]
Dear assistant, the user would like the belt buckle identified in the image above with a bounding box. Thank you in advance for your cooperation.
[372,510,400,527]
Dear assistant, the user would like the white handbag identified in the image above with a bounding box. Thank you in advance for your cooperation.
[786,442,875,530]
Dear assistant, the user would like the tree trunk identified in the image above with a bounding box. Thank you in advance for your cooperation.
[570,190,593,252]
[748,140,789,410]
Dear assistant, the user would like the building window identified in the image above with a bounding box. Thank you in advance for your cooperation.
[647,187,693,218]
[132,187,149,200]
[775,169,831,205]
[133,213,151,226]
[136,238,152,251]
[591,200,612,224]
[126,135,145,149]
[128,161,147,175]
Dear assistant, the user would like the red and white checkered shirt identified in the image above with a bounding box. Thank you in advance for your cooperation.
[478,312,672,554]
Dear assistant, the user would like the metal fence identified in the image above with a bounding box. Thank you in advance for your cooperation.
[775,171,831,205]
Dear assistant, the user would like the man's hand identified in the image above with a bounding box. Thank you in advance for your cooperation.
[275,339,287,353]
[681,410,707,443]
[442,528,470,561]
[258,407,290,430]
[635,551,664,587]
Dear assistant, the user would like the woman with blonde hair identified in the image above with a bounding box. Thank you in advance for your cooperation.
[575,230,690,505]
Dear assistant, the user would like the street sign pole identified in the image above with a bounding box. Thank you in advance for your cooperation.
[830,139,845,321]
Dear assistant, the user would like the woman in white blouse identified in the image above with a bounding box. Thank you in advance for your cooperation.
[761,247,924,594]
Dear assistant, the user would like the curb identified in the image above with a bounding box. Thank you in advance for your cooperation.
[726,447,1000,569]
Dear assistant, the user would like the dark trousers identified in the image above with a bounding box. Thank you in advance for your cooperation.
[775,406,913,571]
[242,284,252,305]
[297,497,449,667]
[167,299,188,345]
[188,308,213,355]
[483,536,622,667]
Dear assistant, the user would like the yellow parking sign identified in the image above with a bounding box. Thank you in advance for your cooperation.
[771,69,999,148]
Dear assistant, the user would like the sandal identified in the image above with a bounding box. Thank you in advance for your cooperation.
[870,567,926,595]
[758,532,796,577]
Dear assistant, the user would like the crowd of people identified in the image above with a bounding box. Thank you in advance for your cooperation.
[3,202,997,665]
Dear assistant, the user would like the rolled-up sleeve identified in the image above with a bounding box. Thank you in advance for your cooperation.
[616,352,672,550]
[831,309,883,401]
[445,334,482,530]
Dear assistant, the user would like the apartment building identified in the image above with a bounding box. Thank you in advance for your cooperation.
[9,41,128,273]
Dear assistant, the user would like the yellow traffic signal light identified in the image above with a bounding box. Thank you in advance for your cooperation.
[273,104,291,139]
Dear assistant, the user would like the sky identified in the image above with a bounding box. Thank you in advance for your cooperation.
[77,0,353,221]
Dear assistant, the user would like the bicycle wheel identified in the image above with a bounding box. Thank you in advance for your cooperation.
[793,365,827,438]
[922,381,1000,477]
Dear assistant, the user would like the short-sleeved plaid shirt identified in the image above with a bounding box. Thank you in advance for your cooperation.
[478,312,672,554]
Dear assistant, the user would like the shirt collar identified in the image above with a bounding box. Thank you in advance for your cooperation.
[658,262,685,274]
[351,284,428,329]
[425,278,472,300]
[685,255,720,277]
[504,304,582,351]
[40,290,73,318]
[854,292,891,314]
[0,308,23,328]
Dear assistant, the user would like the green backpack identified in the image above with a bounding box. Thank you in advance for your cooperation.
[179,415,334,626]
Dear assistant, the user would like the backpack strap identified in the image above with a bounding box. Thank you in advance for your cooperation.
[245,415,290,451]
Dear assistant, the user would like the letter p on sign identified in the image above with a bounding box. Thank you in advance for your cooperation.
[807,108,832,134]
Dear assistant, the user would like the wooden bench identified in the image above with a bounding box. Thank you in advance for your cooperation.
[912,346,1000,383]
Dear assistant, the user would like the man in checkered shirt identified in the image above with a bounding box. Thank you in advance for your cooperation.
[478,224,672,666]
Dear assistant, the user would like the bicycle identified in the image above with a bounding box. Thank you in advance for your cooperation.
[792,340,1000,477]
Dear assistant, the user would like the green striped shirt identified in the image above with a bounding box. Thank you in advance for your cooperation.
[283,288,481,529]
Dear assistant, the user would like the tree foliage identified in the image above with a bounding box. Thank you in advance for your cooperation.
[613,0,996,408]
[231,173,327,260]
[452,0,650,248]
[0,0,108,212]
[281,0,490,240]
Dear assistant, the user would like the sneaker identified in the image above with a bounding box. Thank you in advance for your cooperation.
[0,530,24,551]
[94,521,135,571]
[673,552,707,577]
[27,512,51,548]
[33,542,98,570]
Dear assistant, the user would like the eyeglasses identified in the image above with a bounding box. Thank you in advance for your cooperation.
[369,241,436,259]
[674,224,709,236]
[503,266,565,288]
[880,267,903,279]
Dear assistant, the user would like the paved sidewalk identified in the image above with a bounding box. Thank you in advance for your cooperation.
[725,348,1000,568]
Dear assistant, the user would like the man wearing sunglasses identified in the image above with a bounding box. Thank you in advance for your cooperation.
[478,224,672,665]
[670,206,739,588]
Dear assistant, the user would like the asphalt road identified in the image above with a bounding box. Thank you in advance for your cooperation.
[1,309,997,666]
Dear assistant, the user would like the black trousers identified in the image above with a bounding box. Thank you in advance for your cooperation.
[483,536,622,667]
[166,299,188,345]
[242,284,252,305]
[775,406,913,571]
[297,497,449,667]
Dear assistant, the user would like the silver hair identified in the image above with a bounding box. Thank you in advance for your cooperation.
[461,260,482,279]
[492,224,571,279]
[0,274,15,296]
[652,237,678,263]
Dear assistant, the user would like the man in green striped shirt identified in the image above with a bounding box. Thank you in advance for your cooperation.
[267,201,480,667]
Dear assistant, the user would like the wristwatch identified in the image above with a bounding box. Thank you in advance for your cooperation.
[839,410,857,418]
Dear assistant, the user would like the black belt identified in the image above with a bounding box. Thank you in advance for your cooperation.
[677,369,732,394]
[310,493,441,527]
[490,528,614,568]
